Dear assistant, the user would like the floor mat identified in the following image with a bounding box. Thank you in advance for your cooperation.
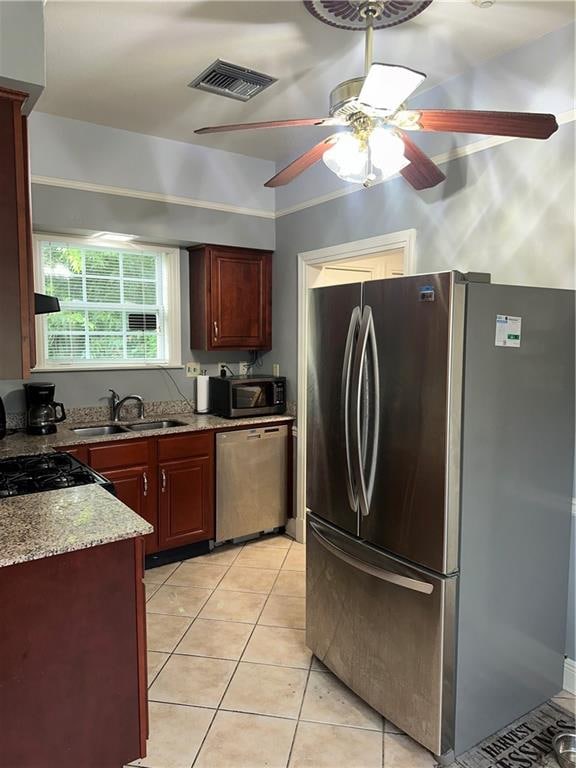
[454,700,574,768]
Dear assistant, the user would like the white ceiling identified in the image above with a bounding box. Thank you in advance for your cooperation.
[38,1,574,162]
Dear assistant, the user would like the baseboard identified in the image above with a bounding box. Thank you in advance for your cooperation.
[286,516,306,543]
[564,657,576,694]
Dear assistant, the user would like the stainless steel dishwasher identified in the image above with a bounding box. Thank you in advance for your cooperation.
[216,424,288,542]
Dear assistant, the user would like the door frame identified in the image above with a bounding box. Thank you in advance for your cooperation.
[291,229,417,542]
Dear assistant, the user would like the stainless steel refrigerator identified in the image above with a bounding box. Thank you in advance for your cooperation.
[306,271,574,762]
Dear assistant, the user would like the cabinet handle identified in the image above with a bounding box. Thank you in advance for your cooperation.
[161,468,167,493]
[143,471,148,497]
[213,320,218,339]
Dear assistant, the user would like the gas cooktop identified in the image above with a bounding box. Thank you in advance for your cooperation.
[0,453,114,498]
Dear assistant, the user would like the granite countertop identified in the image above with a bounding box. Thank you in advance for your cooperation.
[0,484,153,569]
[0,411,294,459]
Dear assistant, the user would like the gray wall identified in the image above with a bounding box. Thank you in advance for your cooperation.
[29,112,275,215]
[0,1,45,110]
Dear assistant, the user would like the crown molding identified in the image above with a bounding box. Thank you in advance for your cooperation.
[30,109,574,221]
[30,175,276,220]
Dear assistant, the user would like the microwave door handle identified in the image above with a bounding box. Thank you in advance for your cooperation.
[310,521,433,595]
[342,307,361,512]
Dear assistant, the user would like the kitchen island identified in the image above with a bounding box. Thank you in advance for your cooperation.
[0,484,152,768]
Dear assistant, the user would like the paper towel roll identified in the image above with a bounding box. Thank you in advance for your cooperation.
[196,375,210,414]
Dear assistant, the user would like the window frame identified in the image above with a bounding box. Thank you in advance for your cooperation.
[33,233,182,371]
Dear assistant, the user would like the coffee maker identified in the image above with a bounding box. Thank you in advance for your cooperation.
[24,383,67,435]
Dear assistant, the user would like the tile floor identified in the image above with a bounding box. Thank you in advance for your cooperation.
[130,534,575,768]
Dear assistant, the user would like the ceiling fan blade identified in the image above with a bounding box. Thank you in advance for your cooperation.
[195,117,343,135]
[358,63,426,113]
[398,132,446,190]
[264,135,340,188]
[396,109,558,139]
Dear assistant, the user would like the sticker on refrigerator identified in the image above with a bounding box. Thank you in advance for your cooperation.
[495,315,522,347]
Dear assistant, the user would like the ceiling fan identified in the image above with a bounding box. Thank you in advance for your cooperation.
[195,0,558,191]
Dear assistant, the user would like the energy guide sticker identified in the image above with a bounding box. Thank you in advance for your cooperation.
[495,315,522,348]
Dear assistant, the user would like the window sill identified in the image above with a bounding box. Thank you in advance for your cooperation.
[32,364,184,373]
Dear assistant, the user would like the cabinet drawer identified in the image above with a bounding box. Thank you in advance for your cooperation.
[157,432,212,461]
[88,439,150,470]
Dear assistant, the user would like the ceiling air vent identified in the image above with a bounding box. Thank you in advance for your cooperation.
[188,60,277,102]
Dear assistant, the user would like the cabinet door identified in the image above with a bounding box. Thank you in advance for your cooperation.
[158,457,214,549]
[103,466,159,554]
[210,247,271,349]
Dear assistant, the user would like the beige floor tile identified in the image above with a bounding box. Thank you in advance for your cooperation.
[166,561,228,589]
[144,562,181,585]
[194,710,296,768]
[244,535,293,550]
[146,613,192,652]
[146,585,212,618]
[289,721,382,768]
[217,566,278,594]
[242,625,312,669]
[382,734,436,767]
[193,545,242,566]
[221,661,308,718]
[553,695,576,714]
[300,671,383,731]
[129,702,214,768]
[282,547,306,572]
[556,689,576,699]
[176,618,253,660]
[259,595,306,629]
[147,651,170,685]
[199,589,267,623]
[235,546,288,569]
[149,654,236,708]
[310,656,328,671]
[145,582,160,601]
[271,570,306,597]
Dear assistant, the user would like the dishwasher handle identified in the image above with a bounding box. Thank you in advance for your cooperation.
[216,425,289,445]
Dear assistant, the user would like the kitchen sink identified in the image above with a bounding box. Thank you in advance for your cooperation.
[70,424,129,437]
[126,420,188,431]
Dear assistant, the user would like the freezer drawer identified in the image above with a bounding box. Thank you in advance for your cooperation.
[306,515,457,756]
[216,425,288,542]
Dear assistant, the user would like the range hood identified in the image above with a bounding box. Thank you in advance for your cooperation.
[34,293,61,315]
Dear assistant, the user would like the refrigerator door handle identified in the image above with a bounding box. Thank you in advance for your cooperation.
[351,305,380,517]
[341,306,361,512]
[309,520,434,595]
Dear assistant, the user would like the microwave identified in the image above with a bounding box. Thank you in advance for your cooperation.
[209,375,287,418]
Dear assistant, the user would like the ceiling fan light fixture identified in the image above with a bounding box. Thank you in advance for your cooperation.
[358,63,426,114]
[323,128,408,185]
[369,127,410,177]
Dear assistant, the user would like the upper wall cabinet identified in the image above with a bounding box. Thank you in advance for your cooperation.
[0,87,35,379]
[189,245,272,351]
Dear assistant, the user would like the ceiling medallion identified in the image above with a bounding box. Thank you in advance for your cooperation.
[303,0,433,31]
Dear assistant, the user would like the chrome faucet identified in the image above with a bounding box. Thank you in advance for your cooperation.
[108,389,145,422]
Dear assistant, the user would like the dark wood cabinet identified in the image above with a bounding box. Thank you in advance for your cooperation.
[0,87,35,379]
[0,536,148,767]
[189,245,272,350]
[83,439,159,554]
[104,466,158,555]
[61,431,215,555]
[158,456,214,549]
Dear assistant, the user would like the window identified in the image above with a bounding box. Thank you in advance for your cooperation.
[34,234,181,370]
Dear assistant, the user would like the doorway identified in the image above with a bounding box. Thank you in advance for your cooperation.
[290,230,416,542]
